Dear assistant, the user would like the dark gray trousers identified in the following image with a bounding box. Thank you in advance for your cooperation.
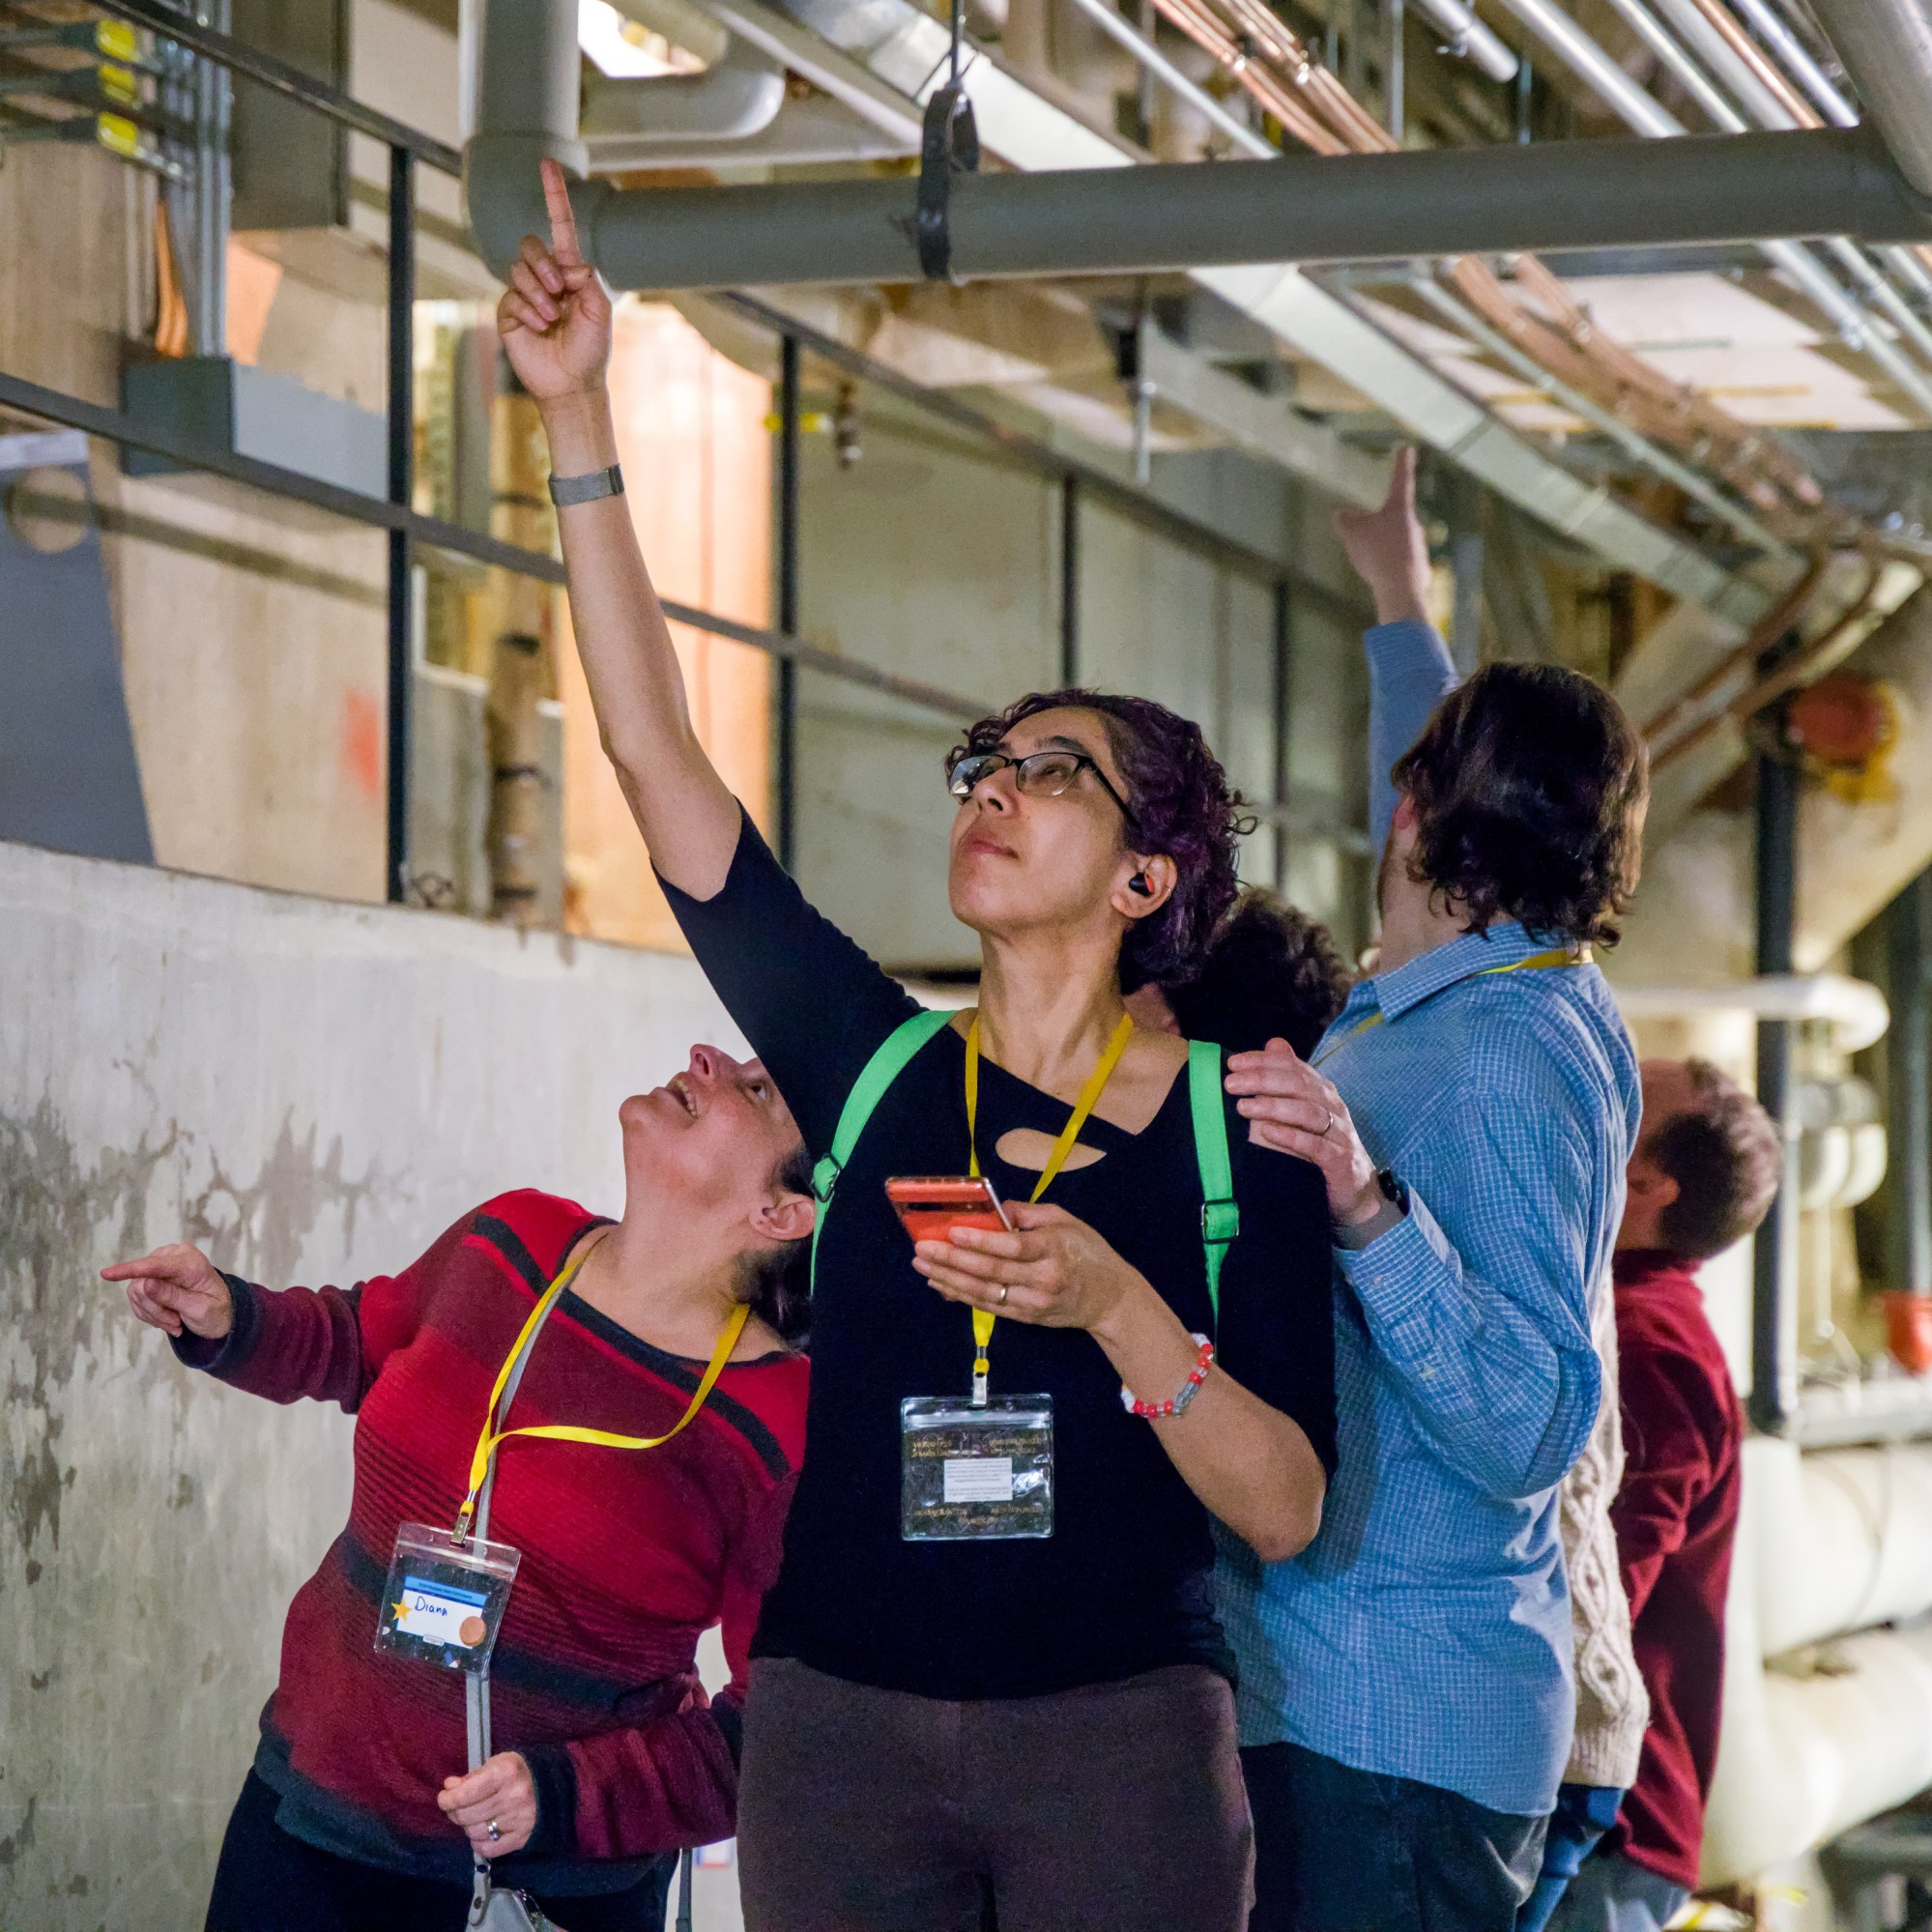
[737,1657,1254,1932]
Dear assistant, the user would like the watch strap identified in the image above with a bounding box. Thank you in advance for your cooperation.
[547,464,624,506]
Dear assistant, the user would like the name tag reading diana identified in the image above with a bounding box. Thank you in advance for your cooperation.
[375,1521,520,1673]
[901,1396,1053,1541]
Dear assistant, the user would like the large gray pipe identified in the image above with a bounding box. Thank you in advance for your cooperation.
[1807,0,1932,199]
[462,0,587,276]
[527,126,1932,290]
[581,40,788,146]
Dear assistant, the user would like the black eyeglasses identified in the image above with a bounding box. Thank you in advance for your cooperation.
[946,748,1139,832]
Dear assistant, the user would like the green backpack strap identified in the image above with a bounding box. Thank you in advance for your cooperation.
[810,1008,954,1293]
[1188,1038,1240,1328]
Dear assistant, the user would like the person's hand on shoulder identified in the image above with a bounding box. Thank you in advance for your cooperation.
[102,1243,234,1340]
[1225,1039,1394,1242]
[1334,446,1432,627]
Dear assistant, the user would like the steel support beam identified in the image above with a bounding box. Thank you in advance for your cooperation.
[386,146,415,906]
[1059,475,1080,687]
[562,126,1932,291]
[777,333,801,872]
[1890,870,1932,1297]
[1751,708,1802,1436]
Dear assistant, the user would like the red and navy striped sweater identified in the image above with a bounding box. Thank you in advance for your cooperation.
[176,1190,808,1895]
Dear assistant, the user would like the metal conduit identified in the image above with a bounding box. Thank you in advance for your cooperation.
[1599,0,1932,376]
[1488,0,1932,418]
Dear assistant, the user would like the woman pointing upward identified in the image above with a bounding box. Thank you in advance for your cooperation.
[504,160,1336,1932]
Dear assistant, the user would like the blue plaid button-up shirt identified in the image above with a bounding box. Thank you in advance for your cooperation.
[1216,620,1640,1818]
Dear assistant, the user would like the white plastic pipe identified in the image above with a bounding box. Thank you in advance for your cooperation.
[581,39,788,144]
[1409,0,1520,85]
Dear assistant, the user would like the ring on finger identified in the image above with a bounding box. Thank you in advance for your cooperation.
[1319,1109,1334,1136]
[486,1819,502,1842]
[997,1284,1010,1306]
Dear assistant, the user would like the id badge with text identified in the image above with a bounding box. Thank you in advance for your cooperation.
[901,1396,1053,1541]
[374,1521,519,1674]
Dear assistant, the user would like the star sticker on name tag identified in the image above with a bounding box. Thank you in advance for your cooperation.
[391,1598,410,1625]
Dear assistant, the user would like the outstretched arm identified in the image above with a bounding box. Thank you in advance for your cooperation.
[1335,447,1458,853]
[499,160,738,898]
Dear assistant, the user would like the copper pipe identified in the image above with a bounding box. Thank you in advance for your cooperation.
[1641,552,1829,751]
[1685,0,1819,128]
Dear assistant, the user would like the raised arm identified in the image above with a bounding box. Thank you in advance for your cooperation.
[1335,447,1458,853]
[498,160,738,898]
[107,1224,454,1413]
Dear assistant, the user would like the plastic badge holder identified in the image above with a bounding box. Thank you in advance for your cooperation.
[901,1395,1054,1541]
[375,1521,521,1674]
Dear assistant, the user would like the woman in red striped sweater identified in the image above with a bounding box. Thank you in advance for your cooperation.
[106,1045,814,1932]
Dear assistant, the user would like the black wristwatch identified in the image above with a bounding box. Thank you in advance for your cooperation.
[1337,1168,1408,1251]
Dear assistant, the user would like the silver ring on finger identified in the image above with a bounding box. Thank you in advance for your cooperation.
[486,1819,502,1842]
[997,1284,1010,1306]
[1320,1109,1334,1137]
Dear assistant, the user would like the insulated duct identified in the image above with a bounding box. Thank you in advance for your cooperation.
[585,93,916,171]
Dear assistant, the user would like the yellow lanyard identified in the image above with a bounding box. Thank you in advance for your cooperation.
[454,1233,751,1540]
[1312,947,1593,1068]
[962,1009,1135,1399]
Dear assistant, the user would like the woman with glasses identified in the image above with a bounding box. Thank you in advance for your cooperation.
[500,164,1335,1932]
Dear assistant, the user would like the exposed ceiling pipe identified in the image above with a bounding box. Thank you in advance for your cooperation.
[565,126,1930,288]
[1408,0,1519,85]
[1805,0,1932,200]
[461,0,1777,617]
[584,92,917,170]
[1053,0,1273,159]
[1603,0,1932,374]
[1729,0,1856,124]
[1409,273,1800,561]
[580,38,787,145]
[461,0,586,274]
[1487,0,1932,418]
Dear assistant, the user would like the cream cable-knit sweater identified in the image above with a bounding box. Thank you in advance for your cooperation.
[1562,1270,1649,1790]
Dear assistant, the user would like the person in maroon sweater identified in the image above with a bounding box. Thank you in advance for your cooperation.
[106,1045,814,1932]
[1552,1057,1780,1932]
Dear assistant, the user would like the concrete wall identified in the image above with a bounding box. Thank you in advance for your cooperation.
[0,839,751,1931]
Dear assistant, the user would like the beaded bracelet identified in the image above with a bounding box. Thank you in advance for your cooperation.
[1120,1334,1214,1419]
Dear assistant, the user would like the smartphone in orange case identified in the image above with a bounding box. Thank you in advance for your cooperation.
[884,1176,1013,1248]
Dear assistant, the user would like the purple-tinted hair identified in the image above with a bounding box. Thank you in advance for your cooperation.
[949,688,1247,993]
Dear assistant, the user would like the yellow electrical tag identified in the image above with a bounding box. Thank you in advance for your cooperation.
[96,19,141,62]
[99,63,140,108]
[96,114,141,160]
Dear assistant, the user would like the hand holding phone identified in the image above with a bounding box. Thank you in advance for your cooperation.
[885,1176,1013,1249]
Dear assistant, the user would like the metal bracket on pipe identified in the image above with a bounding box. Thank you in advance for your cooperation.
[914,84,979,281]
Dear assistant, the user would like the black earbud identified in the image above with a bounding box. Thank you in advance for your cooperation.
[1129,872,1153,897]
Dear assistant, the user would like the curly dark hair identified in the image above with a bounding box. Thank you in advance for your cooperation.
[1166,889,1351,1059]
[1651,1058,1782,1262]
[1389,662,1648,947]
[734,1141,816,1344]
[950,688,1247,994]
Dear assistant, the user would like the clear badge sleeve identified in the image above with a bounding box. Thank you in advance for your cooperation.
[375,1521,520,1674]
[901,1395,1054,1541]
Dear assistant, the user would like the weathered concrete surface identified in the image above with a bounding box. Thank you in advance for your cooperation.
[0,839,740,1931]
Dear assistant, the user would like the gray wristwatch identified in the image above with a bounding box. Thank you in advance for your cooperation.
[547,464,625,506]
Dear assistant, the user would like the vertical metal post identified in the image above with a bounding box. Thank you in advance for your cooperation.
[1271,577,1291,894]
[1387,0,1406,142]
[1751,706,1801,1434]
[1138,0,1158,145]
[1516,46,1534,143]
[1889,869,1932,1296]
[386,143,415,905]
[777,332,801,872]
[1059,474,1081,686]
[191,0,232,358]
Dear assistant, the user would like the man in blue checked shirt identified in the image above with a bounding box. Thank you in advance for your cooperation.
[1219,450,1648,1932]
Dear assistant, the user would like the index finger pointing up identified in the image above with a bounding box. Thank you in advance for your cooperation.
[540,157,583,266]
